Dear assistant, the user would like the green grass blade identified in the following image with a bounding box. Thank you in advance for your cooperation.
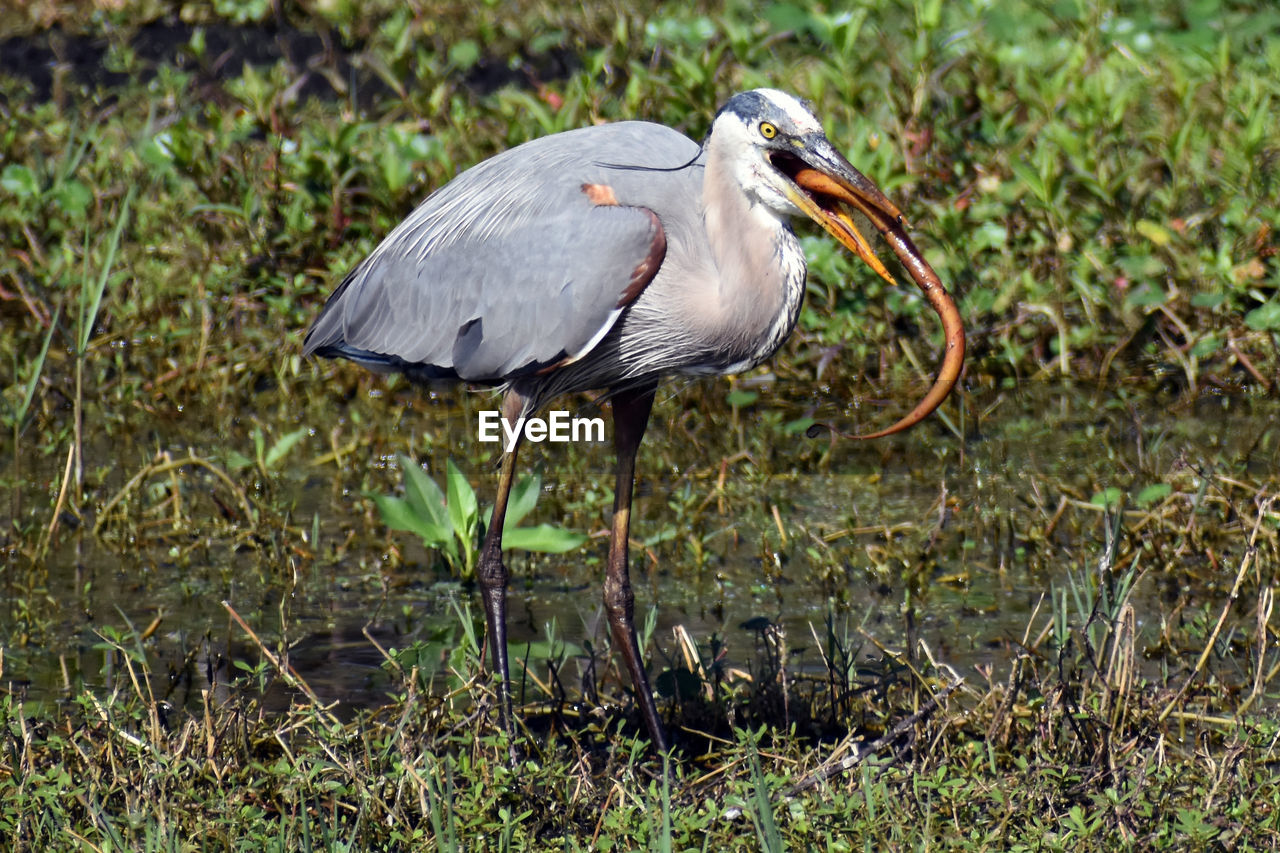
[10,304,61,425]
[79,186,135,354]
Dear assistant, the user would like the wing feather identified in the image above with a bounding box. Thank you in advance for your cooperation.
[304,122,697,382]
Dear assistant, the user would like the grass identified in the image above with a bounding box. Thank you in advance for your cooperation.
[1,0,1279,847]
[3,515,1279,849]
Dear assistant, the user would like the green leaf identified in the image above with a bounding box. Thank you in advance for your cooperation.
[1134,483,1172,507]
[1189,335,1220,358]
[263,427,308,469]
[1190,292,1225,309]
[971,220,1009,252]
[398,454,449,529]
[644,15,716,48]
[225,449,254,471]
[51,180,92,218]
[369,493,451,548]
[1135,219,1173,247]
[1244,300,1280,331]
[1124,282,1166,308]
[381,154,411,194]
[390,639,451,686]
[445,458,478,541]
[504,473,541,530]
[447,39,480,69]
[1,164,38,198]
[784,417,815,436]
[762,3,812,34]
[1008,157,1046,203]
[1090,488,1124,509]
[502,524,586,554]
[726,389,758,407]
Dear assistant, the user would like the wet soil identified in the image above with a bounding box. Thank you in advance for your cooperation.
[0,15,577,107]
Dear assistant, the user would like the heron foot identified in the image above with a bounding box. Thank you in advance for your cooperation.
[477,544,513,737]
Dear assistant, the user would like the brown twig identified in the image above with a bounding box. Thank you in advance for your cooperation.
[221,600,341,728]
[93,451,253,535]
[36,443,77,560]
[1157,496,1274,724]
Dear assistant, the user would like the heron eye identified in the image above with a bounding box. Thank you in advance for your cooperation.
[759,122,778,140]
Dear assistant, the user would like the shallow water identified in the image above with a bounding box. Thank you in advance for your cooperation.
[5,378,1277,711]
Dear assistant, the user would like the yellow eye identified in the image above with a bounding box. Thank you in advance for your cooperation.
[759,122,778,140]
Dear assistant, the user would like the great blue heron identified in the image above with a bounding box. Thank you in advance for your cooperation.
[304,88,964,753]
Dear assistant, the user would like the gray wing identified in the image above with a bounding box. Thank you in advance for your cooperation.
[303,121,699,383]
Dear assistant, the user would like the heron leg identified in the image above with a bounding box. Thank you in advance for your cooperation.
[604,382,671,753]
[477,391,526,737]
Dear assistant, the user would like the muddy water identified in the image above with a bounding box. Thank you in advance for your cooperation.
[5,380,1276,710]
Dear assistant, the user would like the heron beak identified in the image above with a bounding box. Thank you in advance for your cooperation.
[774,138,966,440]
[777,146,902,286]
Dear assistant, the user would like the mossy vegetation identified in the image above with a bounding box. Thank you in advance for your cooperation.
[2,0,1279,848]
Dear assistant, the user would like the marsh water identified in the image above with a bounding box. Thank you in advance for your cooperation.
[6,378,1277,712]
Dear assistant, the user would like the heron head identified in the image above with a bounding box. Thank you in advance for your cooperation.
[710,88,904,280]
[709,89,832,216]
[710,88,966,439]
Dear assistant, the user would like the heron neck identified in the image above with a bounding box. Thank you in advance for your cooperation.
[700,143,807,369]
